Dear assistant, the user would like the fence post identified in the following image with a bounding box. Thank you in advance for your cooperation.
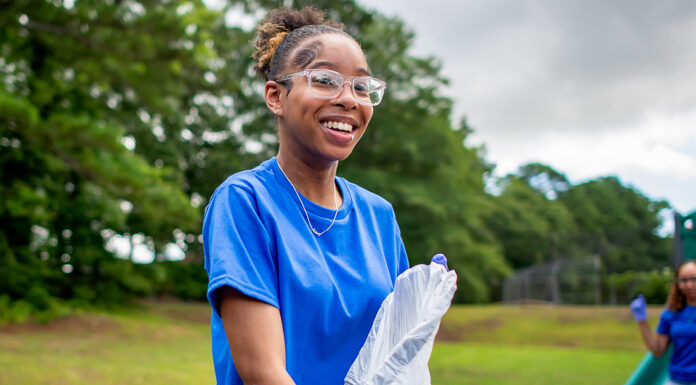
[594,255,601,305]
[609,281,616,305]
[550,260,561,305]
[524,272,531,301]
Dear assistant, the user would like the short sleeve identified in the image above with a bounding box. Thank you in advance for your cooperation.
[656,309,673,336]
[393,209,410,276]
[395,227,410,275]
[202,182,279,316]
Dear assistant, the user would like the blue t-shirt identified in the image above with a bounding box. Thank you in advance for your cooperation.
[203,158,410,385]
[657,305,696,382]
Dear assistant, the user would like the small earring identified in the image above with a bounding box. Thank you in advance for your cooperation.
[274,109,279,115]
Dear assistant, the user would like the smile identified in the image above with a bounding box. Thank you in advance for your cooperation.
[321,120,354,133]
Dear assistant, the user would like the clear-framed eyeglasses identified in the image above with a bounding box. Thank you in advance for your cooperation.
[275,69,387,106]
[677,276,696,285]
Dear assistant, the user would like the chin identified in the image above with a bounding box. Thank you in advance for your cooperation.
[331,151,354,162]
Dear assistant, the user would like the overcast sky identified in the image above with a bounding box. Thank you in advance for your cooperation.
[357,0,696,217]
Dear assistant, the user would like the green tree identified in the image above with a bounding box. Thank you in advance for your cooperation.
[514,162,571,200]
[489,164,671,274]
[488,175,577,269]
[559,177,672,272]
[0,0,216,314]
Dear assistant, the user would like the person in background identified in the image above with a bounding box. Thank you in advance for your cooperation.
[631,260,696,385]
[202,7,409,385]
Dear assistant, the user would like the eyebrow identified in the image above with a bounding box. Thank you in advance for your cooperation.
[293,44,321,70]
[306,60,372,76]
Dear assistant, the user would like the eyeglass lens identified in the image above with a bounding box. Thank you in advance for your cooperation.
[678,276,696,284]
[308,71,383,105]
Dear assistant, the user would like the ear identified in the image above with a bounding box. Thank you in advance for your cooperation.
[265,81,283,116]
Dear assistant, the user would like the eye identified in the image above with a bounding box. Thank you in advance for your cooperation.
[353,79,369,92]
[310,72,340,87]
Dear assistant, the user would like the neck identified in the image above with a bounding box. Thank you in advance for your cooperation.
[276,152,341,209]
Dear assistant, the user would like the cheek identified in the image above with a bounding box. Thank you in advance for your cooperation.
[361,106,374,127]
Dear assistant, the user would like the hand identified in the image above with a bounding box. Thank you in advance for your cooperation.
[431,254,449,271]
[630,294,648,322]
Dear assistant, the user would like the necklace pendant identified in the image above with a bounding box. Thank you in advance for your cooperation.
[276,161,338,237]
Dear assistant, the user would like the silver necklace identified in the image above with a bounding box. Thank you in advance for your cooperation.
[277,161,339,237]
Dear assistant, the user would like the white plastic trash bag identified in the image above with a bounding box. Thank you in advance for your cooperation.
[344,254,458,385]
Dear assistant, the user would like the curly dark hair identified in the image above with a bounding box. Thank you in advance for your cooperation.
[252,7,350,81]
[666,260,696,311]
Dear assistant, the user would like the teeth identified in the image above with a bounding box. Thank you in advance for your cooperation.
[323,121,353,132]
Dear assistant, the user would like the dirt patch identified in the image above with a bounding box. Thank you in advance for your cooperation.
[552,339,582,348]
[436,318,504,342]
[138,299,212,324]
[435,325,462,342]
[555,306,633,324]
[151,307,212,324]
[0,314,121,335]
[556,312,601,324]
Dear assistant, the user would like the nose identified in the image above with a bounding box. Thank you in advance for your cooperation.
[332,80,359,109]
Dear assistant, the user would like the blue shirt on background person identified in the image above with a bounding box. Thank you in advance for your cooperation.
[657,305,696,383]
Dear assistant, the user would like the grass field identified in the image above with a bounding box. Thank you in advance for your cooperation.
[0,301,660,384]
[430,305,662,384]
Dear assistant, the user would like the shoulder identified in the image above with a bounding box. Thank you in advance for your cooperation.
[204,159,281,219]
[660,308,678,321]
[211,159,277,200]
[671,305,696,320]
[219,159,276,191]
[340,177,394,212]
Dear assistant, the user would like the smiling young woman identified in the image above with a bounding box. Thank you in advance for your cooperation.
[630,260,696,385]
[269,32,375,183]
[202,7,408,385]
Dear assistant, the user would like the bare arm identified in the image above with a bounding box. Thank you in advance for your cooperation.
[218,286,296,385]
[636,320,670,357]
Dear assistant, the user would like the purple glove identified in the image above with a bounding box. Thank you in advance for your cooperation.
[431,254,449,271]
[630,294,647,322]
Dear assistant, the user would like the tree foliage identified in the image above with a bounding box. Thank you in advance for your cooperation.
[490,164,672,274]
[488,177,577,269]
[0,0,212,314]
[559,176,671,272]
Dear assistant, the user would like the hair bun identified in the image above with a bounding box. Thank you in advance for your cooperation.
[252,7,344,80]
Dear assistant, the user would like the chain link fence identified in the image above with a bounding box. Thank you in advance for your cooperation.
[502,255,602,305]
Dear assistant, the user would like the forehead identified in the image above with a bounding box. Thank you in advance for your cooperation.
[289,33,368,73]
[679,262,696,276]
